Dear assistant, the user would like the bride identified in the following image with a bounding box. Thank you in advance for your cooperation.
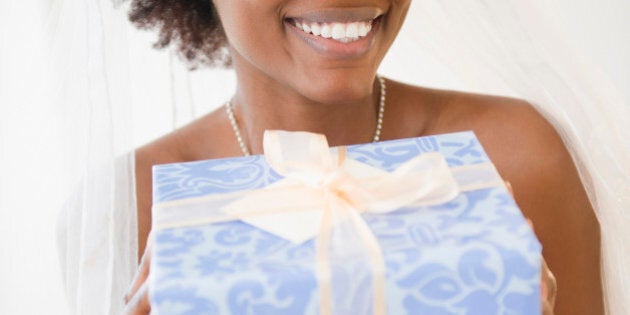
[57,0,629,314]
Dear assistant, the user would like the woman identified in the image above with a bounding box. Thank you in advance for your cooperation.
[119,0,593,314]
[58,0,628,314]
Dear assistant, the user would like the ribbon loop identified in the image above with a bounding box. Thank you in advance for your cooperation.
[264,130,340,178]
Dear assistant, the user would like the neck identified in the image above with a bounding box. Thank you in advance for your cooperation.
[229,64,383,155]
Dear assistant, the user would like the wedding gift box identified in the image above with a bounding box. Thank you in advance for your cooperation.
[149,131,541,315]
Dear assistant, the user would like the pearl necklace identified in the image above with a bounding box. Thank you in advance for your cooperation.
[225,75,386,156]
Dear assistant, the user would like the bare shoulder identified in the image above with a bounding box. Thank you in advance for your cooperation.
[432,90,591,222]
[134,107,236,259]
[443,92,568,177]
[390,81,570,173]
[134,108,228,204]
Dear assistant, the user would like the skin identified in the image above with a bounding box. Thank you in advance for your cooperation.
[125,0,602,314]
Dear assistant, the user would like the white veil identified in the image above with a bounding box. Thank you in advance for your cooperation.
[42,0,629,314]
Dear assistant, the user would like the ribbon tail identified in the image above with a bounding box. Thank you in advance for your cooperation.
[346,206,387,315]
[316,199,334,315]
[318,195,387,315]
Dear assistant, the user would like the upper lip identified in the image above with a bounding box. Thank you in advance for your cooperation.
[285,7,384,23]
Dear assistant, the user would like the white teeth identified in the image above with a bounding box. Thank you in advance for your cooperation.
[331,23,345,39]
[320,24,332,38]
[346,23,359,38]
[358,23,369,37]
[294,20,374,42]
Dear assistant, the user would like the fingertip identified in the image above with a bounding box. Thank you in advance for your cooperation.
[124,281,151,315]
[525,218,534,229]
[504,180,514,196]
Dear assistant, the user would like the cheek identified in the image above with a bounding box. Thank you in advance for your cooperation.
[385,0,411,33]
[215,1,287,66]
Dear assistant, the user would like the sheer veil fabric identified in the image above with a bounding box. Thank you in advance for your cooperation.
[50,0,629,314]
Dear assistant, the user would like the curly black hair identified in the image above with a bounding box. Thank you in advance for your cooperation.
[128,0,230,68]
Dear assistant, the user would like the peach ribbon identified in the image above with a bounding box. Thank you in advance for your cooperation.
[152,130,504,315]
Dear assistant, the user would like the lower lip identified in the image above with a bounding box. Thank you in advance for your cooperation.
[285,17,382,59]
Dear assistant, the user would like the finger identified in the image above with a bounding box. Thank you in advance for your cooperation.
[123,280,151,315]
[125,236,153,304]
[526,218,534,230]
[540,265,556,315]
[504,180,514,197]
[524,218,557,313]
[541,257,558,307]
[542,300,555,315]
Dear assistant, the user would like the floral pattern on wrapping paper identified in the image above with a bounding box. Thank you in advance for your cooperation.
[151,131,541,315]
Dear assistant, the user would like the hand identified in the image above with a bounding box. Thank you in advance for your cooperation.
[541,254,558,315]
[506,181,557,315]
[124,236,152,315]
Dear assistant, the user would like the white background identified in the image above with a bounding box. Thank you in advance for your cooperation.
[0,0,628,314]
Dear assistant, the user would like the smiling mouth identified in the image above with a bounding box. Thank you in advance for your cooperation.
[288,16,381,43]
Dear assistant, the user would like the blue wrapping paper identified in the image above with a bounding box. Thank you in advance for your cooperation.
[150,131,541,314]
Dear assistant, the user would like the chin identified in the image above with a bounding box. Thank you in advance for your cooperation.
[295,70,377,105]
